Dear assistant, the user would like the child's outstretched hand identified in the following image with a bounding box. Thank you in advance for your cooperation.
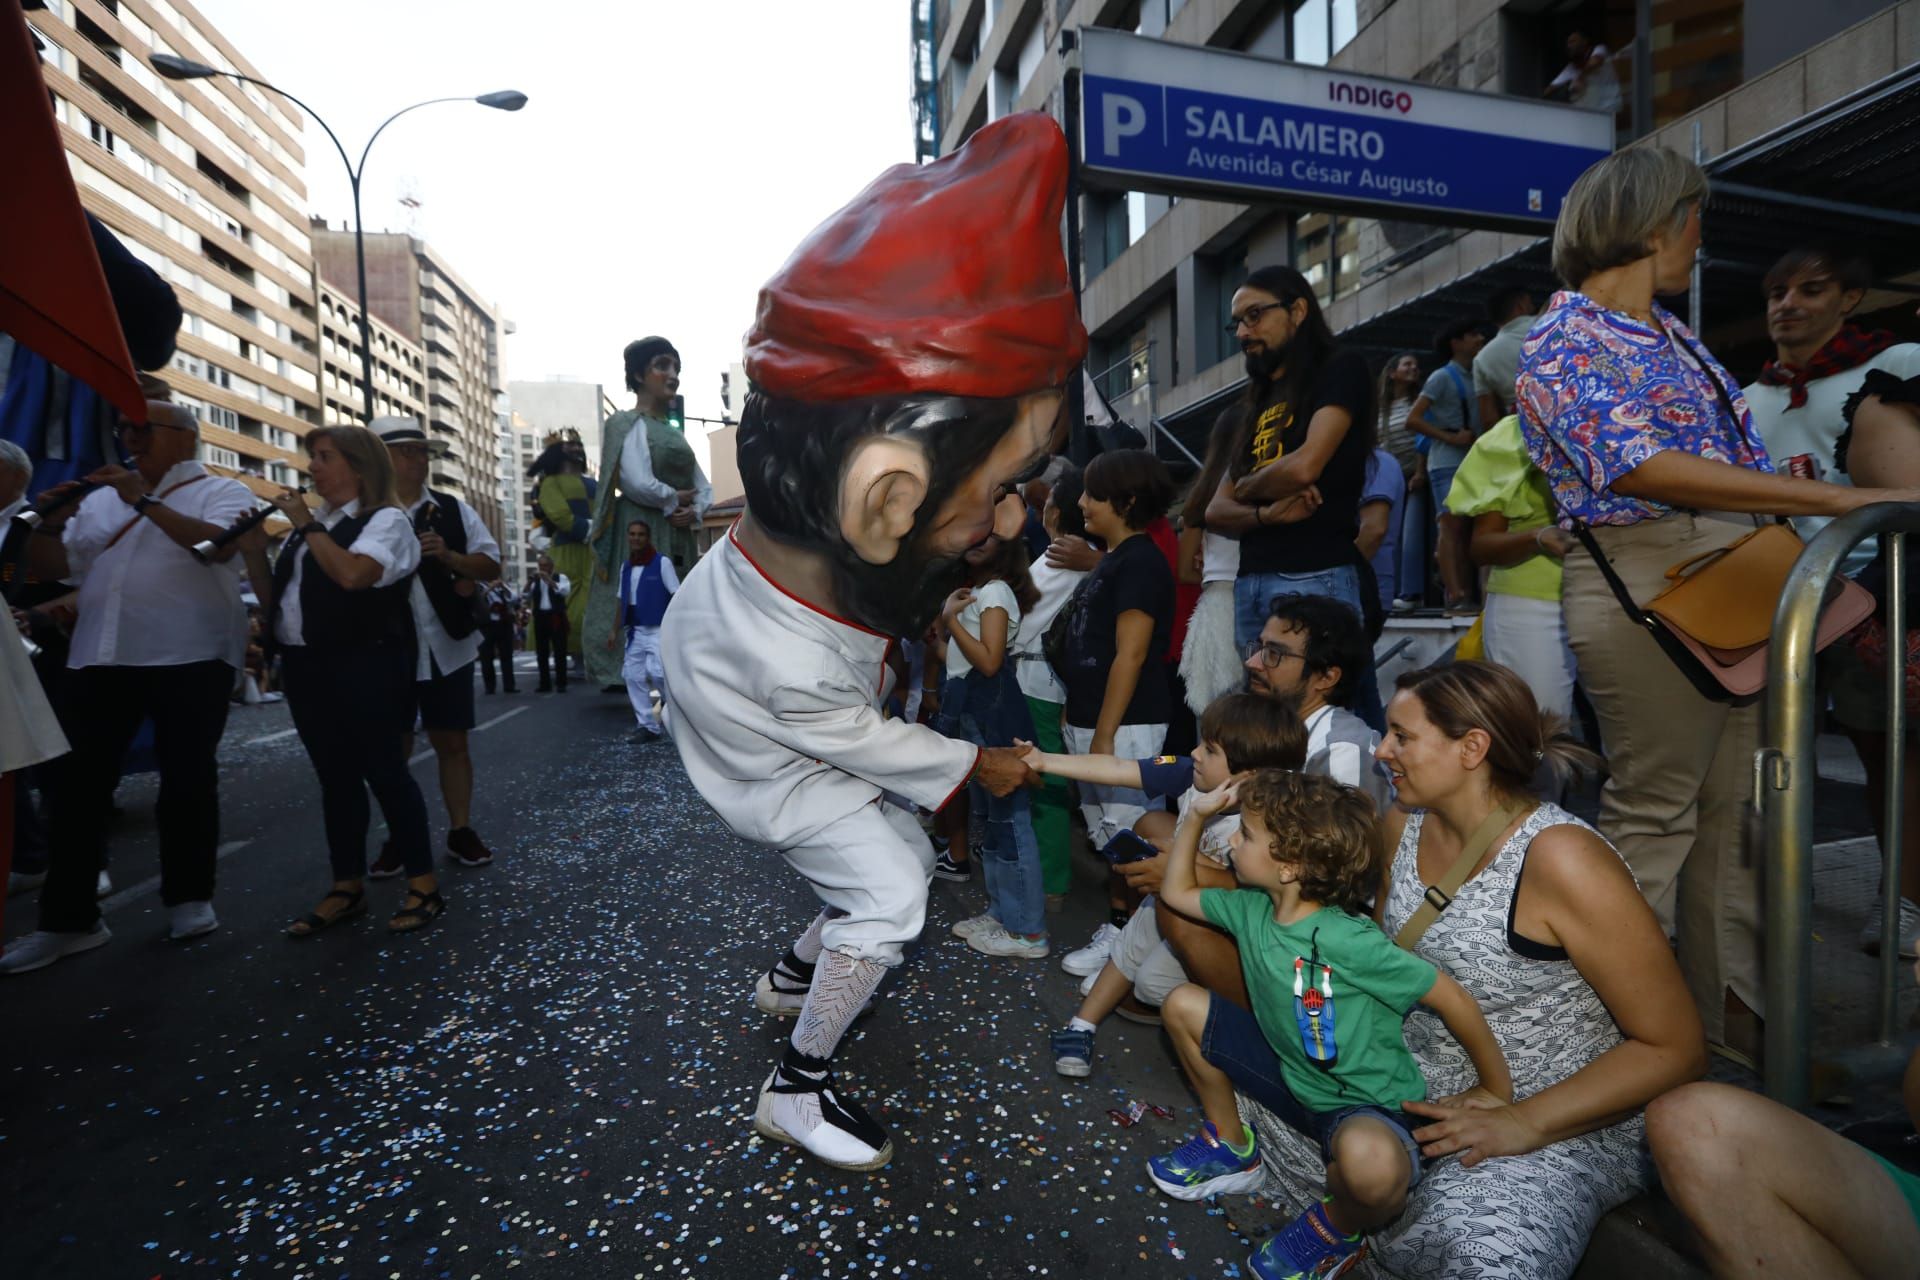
[1011,738,1045,772]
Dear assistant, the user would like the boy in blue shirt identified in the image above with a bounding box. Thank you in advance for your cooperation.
[1153,770,1511,1280]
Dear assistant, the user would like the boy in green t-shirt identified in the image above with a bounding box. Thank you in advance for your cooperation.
[1151,770,1511,1280]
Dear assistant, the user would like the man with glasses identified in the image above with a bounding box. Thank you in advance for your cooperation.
[2,400,253,973]
[367,417,503,876]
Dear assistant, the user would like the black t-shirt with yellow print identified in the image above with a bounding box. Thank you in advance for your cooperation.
[1217,348,1373,575]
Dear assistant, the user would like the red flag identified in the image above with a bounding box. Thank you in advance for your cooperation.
[0,4,147,424]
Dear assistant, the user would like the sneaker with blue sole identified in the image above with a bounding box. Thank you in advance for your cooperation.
[1248,1201,1366,1279]
[1051,1025,1094,1077]
[1146,1121,1264,1201]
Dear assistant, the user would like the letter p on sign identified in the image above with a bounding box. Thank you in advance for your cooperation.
[1101,93,1146,157]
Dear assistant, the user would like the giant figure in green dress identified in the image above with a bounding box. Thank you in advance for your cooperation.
[582,336,711,689]
[527,429,596,658]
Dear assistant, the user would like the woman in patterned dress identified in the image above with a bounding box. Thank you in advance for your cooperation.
[1242,661,1706,1279]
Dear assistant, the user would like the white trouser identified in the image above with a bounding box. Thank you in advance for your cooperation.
[781,800,936,967]
[1480,592,1577,722]
[1109,895,1190,1008]
[1061,722,1168,847]
[623,626,666,732]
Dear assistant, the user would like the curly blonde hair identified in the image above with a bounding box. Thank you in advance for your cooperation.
[1237,769,1380,915]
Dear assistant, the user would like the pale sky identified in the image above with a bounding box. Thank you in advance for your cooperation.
[195,0,915,437]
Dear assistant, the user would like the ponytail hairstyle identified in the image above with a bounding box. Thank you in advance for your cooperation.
[1394,660,1601,796]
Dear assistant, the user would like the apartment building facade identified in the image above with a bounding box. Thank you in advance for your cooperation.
[315,278,427,433]
[506,378,614,585]
[30,0,323,496]
[920,0,1920,453]
[312,226,507,541]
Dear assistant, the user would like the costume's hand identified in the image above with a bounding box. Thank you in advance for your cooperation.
[88,464,147,507]
[1119,851,1168,896]
[668,506,696,529]
[942,587,974,624]
[1404,1099,1544,1167]
[675,488,696,506]
[1044,536,1103,572]
[418,530,448,561]
[973,745,1038,797]
[1534,528,1575,559]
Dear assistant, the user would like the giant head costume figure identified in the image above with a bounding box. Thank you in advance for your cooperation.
[736,113,1088,636]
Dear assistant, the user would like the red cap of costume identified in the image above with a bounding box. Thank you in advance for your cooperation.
[745,112,1088,403]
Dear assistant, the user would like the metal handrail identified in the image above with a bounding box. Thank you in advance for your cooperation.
[1761,501,1920,1106]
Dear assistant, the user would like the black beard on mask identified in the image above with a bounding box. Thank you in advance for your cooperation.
[825,525,971,637]
[1242,341,1287,383]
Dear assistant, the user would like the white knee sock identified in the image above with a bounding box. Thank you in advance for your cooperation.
[791,909,833,967]
[769,948,888,1144]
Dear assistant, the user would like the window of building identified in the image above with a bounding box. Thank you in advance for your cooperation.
[1197,237,1251,370]
[1293,212,1333,306]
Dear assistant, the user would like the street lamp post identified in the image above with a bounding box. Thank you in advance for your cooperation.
[150,54,525,424]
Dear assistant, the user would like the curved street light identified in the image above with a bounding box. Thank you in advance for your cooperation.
[151,54,526,421]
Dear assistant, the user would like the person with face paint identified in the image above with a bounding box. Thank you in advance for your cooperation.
[660,113,1079,1172]
[581,336,710,691]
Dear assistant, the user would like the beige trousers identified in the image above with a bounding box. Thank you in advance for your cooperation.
[1563,512,1764,1042]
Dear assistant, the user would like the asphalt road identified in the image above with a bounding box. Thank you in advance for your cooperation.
[0,653,1268,1280]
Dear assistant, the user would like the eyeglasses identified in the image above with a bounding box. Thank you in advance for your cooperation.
[1225,301,1285,334]
[1244,639,1307,668]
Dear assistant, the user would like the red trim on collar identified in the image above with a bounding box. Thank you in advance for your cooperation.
[726,524,889,639]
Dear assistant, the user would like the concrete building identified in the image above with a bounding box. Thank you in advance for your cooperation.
[314,278,426,431]
[29,0,323,497]
[920,0,1920,455]
[311,225,506,540]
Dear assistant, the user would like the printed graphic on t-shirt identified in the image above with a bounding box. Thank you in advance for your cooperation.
[1249,402,1291,471]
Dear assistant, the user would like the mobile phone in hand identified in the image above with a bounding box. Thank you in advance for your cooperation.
[1102,830,1160,865]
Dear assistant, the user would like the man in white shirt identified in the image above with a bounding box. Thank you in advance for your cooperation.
[1743,246,1920,958]
[607,518,679,742]
[1546,31,1622,115]
[367,418,503,875]
[663,113,1076,1172]
[526,555,570,692]
[2,400,253,974]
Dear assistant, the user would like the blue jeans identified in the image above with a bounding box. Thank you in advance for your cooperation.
[975,781,1046,936]
[1233,566,1383,731]
[1200,992,1424,1189]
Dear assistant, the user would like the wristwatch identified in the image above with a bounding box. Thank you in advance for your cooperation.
[134,494,157,515]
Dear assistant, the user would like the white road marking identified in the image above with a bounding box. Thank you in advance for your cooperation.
[409,704,530,765]
[246,728,300,745]
[99,839,253,912]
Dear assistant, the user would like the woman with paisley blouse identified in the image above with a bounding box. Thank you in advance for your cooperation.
[582,337,711,690]
[1515,147,1920,1066]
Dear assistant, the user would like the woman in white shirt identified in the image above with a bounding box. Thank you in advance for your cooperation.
[936,536,1049,960]
[266,427,440,937]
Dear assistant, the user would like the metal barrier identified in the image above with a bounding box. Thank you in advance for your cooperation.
[1760,502,1920,1106]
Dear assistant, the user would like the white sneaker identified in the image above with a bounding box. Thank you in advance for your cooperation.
[1061,922,1120,976]
[1079,968,1099,997]
[951,912,1000,940]
[168,900,219,941]
[95,870,113,898]
[1860,896,1920,960]
[8,870,47,894]
[0,922,112,975]
[967,924,1050,959]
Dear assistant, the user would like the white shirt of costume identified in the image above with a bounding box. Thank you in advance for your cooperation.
[619,419,714,521]
[1200,530,1241,585]
[1012,558,1086,704]
[528,574,570,611]
[618,552,682,632]
[404,493,501,679]
[661,529,978,849]
[272,500,420,649]
[946,578,1021,680]
[63,460,253,670]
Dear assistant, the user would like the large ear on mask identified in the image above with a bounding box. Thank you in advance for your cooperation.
[839,436,930,566]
